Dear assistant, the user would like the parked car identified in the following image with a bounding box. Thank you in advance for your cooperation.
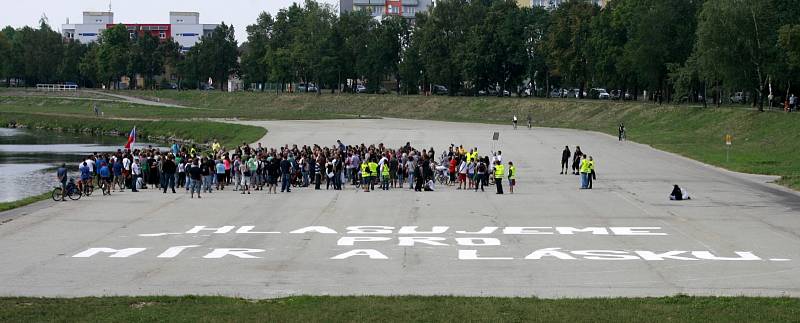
[549,88,563,98]
[432,84,448,95]
[297,83,318,93]
[730,92,748,104]
[355,84,368,94]
[478,87,498,96]
[592,88,610,100]
[567,88,586,98]
[161,82,179,90]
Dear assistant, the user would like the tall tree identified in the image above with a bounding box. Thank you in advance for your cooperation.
[0,28,10,86]
[79,43,100,88]
[96,24,131,89]
[336,10,374,92]
[521,6,550,97]
[128,32,163,89]
[692,0,780,110]
[59,40,88,85]
[621,0,701,102]
[187,23,239,91]
[416,0,470,95]
[545,0,598,98]
[241,12,274,89]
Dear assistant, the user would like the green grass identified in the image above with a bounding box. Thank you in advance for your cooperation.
[0,192,50,213]
[0,112,266,149]
[1,296,798,322]
[2,91,800,189]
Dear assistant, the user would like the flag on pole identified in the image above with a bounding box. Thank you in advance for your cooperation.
[125,126,136,149]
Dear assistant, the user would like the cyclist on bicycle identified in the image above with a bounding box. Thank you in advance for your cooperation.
[98,162,112,196]
[56,163,68,201]
[527,115,532,129]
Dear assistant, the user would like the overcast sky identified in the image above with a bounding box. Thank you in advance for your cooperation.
[2,0,338,42]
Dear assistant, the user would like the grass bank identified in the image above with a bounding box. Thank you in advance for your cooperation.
[0,192,50,213]
[2,92,799,189]
[0,112,266,149]
[2,296,798,322]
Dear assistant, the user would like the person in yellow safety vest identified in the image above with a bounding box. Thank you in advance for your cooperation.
[368,159,379,191]
[579,155,591,189]
[508,161,516,194]
[211,140,221,153]
[381,163,391,190]
[466,149,473,163]
[587,156,595,189]
[189,146,197,158]
[360,161,370,192]
[494,160,505,194]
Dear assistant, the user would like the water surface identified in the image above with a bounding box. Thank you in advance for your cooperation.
[0,128,157,202]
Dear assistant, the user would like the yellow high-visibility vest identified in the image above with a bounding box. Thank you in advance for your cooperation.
[580,159,591,173]
[494,164,505,178]
[368,162,378,177]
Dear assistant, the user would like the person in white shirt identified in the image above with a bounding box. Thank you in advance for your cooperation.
[131,159,141,192]
[457,159,468,189]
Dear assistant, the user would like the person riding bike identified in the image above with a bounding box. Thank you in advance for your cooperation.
[527,115,532,129]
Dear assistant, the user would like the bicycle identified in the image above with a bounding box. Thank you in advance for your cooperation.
[52,178,82,201]
[78,179,93,197]
[99,178,112,196]
[435,167,449,185]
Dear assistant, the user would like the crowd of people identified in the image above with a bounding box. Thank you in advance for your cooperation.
[58,139,523,200]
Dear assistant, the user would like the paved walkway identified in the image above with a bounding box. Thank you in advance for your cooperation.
[0,118,798,298]
[83,90,188,108]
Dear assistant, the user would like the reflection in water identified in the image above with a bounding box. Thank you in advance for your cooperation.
[0,128,160,203]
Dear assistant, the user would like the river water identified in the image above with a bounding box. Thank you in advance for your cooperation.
[0,128,151,202]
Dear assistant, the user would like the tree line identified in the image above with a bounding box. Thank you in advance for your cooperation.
[0,19,237,90]
[1,0,799,107]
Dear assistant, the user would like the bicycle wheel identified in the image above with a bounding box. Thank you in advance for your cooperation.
[68,186,82,200]
[52,188,63,201]
[84,185,93,196]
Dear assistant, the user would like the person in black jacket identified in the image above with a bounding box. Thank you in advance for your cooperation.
[280,156,292,193]
[560,146,571,174]
[571,146,583,175]
[161,155,177,194]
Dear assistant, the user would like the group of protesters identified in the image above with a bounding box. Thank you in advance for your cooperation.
[66,139,520,199]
